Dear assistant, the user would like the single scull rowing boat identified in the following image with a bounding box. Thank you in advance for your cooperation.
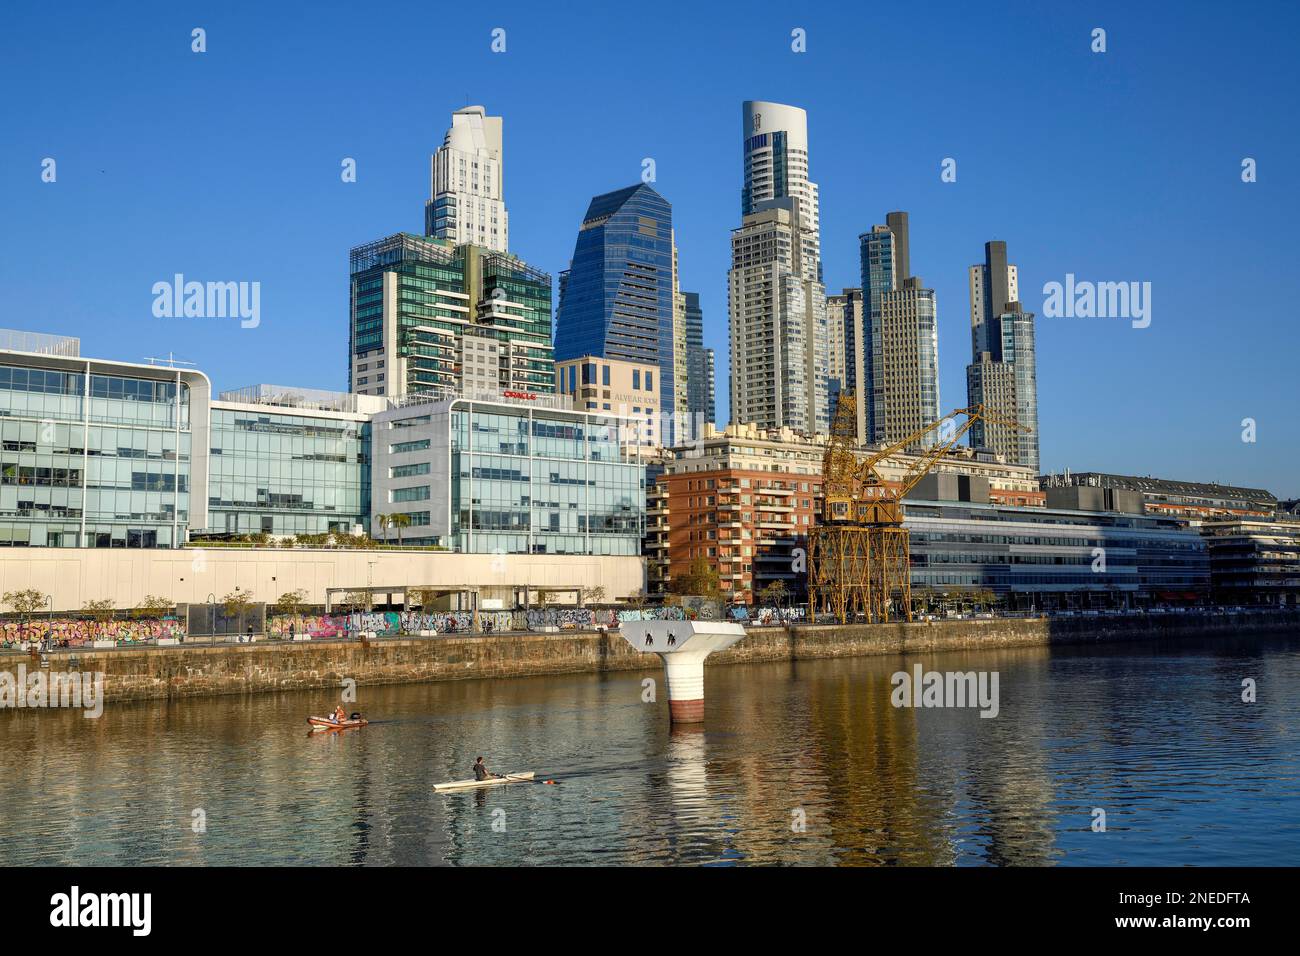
[433,772,535,792]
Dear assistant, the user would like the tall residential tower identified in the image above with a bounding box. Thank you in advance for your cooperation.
[858,212,939,447]
[425,106,508,253]
[966,241,1039,470]
[729,101,828,435]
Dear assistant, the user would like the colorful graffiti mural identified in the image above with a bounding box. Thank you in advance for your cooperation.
[0,617,186,649]
[730,606,805,625]
[262,607,614,639]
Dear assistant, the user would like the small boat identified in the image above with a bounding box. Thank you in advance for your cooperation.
[433,771,535,792]
[307,714,368,732]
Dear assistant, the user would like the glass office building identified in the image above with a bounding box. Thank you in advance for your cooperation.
[348,233,554,399]
[906,500,1210,606]
[0,336,209,548]
[206,386,374,536]
[553,184,676,420]
[374,397,645,556]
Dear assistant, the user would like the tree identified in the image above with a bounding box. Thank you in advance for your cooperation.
[624,588,648,612]
[389,512,411,546]
[132,595,173,619]
[3,588,48,624]
[669,557,721,600]
[375,513,391,542]
[222,588,255,625]
[272,589,309,618]
[758,580,789,617]
[82,599,116,625]
[338,590,370,614]
[581,585,606,607]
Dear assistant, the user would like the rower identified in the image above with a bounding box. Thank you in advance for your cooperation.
[473,757,499,781]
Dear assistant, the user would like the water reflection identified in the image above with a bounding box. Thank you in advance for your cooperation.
[1,632,1297,866]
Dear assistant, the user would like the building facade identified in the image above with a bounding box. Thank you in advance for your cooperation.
[206,386,379,537]
[859,213,938,447]
[966,241,1039,470]
[683,291,714,435]
[348,233,554,399]
[0,333,210,549]
[652,421,1043,602]
[908,501,1210,608]
[555,355,660,449]
[730,101,828,437]
[1200,517,1300,606]
[425,106,508,253]
[553,183,678,438]
[728,200,828,435]
[371,396,645,556]
[1039,472,1277,520]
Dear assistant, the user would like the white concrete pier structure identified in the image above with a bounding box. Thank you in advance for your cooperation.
[618,620,747,722]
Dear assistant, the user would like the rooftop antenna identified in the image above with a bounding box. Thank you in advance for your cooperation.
[143,352,197,368]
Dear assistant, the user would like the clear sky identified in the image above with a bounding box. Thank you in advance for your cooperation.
[3,1,1297,495]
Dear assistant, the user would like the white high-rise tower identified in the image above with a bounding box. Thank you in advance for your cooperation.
[425,106,508,253]
[729,101,828,435]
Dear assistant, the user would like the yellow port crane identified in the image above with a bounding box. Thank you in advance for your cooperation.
[807,395,1027,624]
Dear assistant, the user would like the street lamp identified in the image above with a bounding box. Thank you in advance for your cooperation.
[206,592,215,645]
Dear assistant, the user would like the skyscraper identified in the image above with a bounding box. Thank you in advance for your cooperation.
[729,101,828,435]
[553,183,677,434]
[348,233,553,398]
[683,291,714,432]
[859,212,939,447]
[966,242,1039,470]
[969,239,1019,356]
[826,288,864,442]
[425,106,508,254]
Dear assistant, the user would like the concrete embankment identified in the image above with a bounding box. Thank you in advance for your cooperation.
[6,611,1297,703]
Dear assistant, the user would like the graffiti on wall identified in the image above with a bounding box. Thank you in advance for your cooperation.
[0,617,186,648]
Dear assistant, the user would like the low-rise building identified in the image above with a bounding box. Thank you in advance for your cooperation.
[1200,517,1300,606]
[907,500,1209,609]
[0,331,211,549]
[1040,471,1276,520]
[205,385,384,537]
[372,393,646,556]
[655,422,1041,603]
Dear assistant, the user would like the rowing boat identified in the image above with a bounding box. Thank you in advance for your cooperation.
[307,715,368,732]
[433,772,534,792]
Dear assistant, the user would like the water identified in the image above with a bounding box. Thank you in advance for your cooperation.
[2,631,1298,866]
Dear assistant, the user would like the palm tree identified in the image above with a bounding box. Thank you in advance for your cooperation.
[390,512,411,546]
[375,513,391,542]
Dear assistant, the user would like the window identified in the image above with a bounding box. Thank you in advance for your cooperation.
[390,439,431,454]
[632,370,641,390]
[391,485,431,503]
[390,462,431,478]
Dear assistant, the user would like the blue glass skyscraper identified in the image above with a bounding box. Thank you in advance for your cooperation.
[554,184,676,425]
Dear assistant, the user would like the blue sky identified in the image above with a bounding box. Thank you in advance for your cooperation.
[3,1,1297,495]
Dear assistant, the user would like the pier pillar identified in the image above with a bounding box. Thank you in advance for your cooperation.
[617,621,746,723]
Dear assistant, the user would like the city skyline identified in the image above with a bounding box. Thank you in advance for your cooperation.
[3,1,1297,495]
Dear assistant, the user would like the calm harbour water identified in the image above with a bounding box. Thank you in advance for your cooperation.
[2,630,1298,866]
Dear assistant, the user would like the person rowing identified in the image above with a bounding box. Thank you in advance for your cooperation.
[473,756,503,781]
